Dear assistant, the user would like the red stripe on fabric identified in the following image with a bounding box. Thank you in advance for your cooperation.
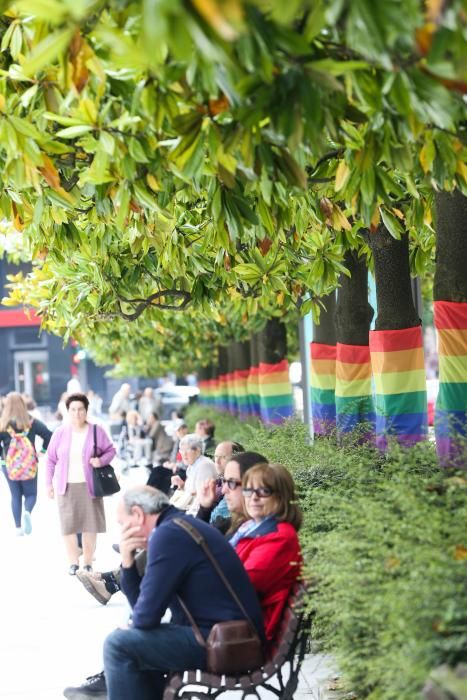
[249,366,260,376]
[369,326,423,352]
[336,343,371,364]
[0,309,41,327]
[434,300,467,330]
[233,369,250,380]
[310,343,337,360]
[258,359,289,375]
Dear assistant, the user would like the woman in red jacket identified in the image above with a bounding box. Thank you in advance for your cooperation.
[229,462,303,644]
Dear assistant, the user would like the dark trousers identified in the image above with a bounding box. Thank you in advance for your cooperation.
[104,624,207,700]
[2,469,37,527]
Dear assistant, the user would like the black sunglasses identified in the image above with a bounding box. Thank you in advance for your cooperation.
[220,477,242,490]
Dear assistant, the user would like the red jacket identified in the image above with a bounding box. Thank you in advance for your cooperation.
[234,519,302,642]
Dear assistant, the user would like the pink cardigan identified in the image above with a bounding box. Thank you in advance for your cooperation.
[46,423,117,498]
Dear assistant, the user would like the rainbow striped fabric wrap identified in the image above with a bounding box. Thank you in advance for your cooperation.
[434,300,467,468]
[310,343,336,436]
[369,326,428,449]
[335,343,375,437]
[199,359,293,424]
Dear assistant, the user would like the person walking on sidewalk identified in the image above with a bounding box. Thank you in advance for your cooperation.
[46,393,116,575]
[0,392,52,535]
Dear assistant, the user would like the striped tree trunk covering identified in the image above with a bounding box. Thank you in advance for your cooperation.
[335,343,375,439]
[258,359,294,423]
[233,369,250,418]
[434,300,467,468]
[199,361,293,423]
[310,342,336,436]
[369,326,428,449]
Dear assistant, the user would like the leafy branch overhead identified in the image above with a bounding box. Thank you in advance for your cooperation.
[0,0,466,370]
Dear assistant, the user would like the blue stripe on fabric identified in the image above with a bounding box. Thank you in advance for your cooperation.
[375,412,428,436]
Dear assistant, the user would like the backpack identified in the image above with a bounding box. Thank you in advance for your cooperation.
[5,426,38,480]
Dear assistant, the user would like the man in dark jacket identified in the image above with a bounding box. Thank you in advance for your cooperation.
[103,486,264,700]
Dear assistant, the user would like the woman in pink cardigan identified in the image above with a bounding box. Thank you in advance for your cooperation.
[46,393,116,575]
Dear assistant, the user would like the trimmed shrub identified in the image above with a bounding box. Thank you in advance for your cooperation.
[186,405,467,700]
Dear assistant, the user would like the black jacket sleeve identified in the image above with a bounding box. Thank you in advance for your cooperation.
[31,419,53,450]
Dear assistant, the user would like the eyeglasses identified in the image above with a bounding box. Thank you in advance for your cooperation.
[242,487,274,499]
[220,477,242,490]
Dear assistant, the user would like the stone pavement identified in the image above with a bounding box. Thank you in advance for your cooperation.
[0,463,341,700]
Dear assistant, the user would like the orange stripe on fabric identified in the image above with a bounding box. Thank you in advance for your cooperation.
[335,361,372,381]
[438,329,467,357]
[371,347,425,374]
[310,358,336,375]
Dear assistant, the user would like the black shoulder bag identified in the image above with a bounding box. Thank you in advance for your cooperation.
[174,517,264,675]
[92,424,120,498]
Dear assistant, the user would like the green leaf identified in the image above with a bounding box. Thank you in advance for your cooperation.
[21,28,74,77]
[379,207,402,240]
[55,125,95,139]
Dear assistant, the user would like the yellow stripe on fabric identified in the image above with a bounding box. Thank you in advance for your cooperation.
[259,382,293,397]
[438,329,467,357]
[438,353,467,383]
[335,377,372,398]
[371,347,425,374]
[335,361,372,381]
[310,372,336,390]
[310,358,336,375]
[373,368,426,395]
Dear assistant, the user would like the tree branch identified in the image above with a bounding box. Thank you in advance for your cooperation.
[115,289,192,320]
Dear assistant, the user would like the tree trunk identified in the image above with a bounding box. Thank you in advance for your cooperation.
[310,293,336,436]
[433,190,467,469]
[335,250,375,440]
[367,225,427,449]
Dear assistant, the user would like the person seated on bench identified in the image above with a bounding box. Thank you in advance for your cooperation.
[230,462,303,644]
[169,434,216,515]
[196,440,244,523]
[76,451,266,606]
[66,485,264,700]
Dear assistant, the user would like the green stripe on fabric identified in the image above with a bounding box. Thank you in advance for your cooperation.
[260,394,294,408]
[336,395,374,414]
[436,382,467,411]
[375,390,427,415]
[311,388,336,405]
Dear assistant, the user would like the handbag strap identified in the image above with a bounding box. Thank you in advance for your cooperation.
[92,424,97,458]
[173,517,257,632]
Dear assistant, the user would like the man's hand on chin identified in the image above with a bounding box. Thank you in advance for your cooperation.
[120,523,147,568]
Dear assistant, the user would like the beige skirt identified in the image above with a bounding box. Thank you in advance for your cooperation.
[57,482,106,535]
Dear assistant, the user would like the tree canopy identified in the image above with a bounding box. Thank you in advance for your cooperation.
[1,0,466,373]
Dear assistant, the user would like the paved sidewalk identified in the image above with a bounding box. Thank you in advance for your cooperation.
[0,465,341,699]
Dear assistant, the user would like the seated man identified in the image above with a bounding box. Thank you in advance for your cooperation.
[197,440,244,523]
[195,419,216,458]
[65,485,264,700]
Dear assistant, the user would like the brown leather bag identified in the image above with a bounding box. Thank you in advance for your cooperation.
[174,518,265,675]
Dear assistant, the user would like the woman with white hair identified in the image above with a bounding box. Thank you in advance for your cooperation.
[170,434,216,514]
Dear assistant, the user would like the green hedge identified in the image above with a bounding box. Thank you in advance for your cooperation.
[185,405,467,700]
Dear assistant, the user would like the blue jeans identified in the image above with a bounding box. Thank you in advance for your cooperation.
[2,469,37,527]
[103,624,207,700]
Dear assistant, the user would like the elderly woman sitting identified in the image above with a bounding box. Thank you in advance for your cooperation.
[170,434,216,515]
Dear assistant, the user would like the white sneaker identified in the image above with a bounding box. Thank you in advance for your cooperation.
[22,511,32,535]
[16,527,24,536]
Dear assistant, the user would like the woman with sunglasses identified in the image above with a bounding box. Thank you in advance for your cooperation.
[229,463,303,644]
